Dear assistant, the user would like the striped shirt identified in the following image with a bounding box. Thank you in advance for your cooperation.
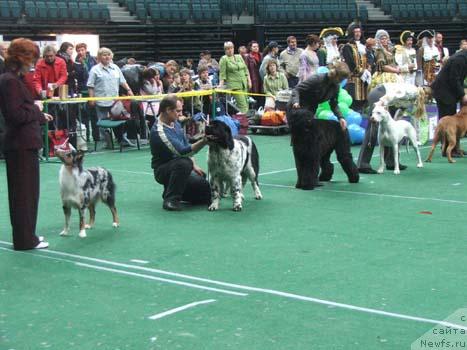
[150,119,192,169]
[263,72,289,97]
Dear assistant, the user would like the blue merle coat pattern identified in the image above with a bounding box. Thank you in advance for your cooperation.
[205,120,262,211]
[56,147,119,238]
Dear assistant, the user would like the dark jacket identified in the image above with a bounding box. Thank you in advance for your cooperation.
[0,58,5,75]
[432,50,467,105]
[0,72,46,151]
[75,53,97,93]
[57,51,77,94]
[245,53,262,94]
[289,73,343,119]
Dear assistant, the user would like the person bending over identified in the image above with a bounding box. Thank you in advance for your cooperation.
[150,95,211,211]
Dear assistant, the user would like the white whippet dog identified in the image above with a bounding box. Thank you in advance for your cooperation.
[371,101,424,175]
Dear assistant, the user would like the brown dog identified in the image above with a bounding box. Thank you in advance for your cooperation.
[426,106,467,163]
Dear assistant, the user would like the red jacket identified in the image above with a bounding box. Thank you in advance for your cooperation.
[33,57,68,97]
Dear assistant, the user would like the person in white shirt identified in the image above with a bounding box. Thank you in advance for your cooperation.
[395,31,417,85]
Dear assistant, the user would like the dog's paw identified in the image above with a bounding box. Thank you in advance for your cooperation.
[417,163,424,168]
[377,168,384,174]
[84,224,92,229]
[449,159,456,163]
[208,204,219,211]
[78,230,87,238]
[255,193,263,200]
[59,229,70,236]
[112,222,119,228]
[393,170,400,175]
[232,204,242,212]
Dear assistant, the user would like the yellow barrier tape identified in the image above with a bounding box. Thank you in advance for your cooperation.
[43,88,272,104]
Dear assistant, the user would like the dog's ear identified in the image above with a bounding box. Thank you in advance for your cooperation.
[223,123,235,150]
[76,150,85,164]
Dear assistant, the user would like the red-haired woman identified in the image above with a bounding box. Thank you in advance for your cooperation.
[0,38,53,250]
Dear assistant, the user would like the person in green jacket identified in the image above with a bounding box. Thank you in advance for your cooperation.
[219,41,251,113]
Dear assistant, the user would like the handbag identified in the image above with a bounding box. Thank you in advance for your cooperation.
[110,100,131,120]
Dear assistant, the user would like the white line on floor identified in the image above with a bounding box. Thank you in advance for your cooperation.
[0,246,247,297]
[148,299,216,320]
[130,259,150,264]
[259,183,467,204]
[1,242,465,330]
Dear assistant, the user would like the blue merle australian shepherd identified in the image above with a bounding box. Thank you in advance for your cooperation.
[205,120,262,211]
[55,143,119,238]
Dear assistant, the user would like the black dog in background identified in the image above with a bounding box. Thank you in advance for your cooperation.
[287,108,359,190]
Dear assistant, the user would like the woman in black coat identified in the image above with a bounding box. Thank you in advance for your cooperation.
[287,62,359,190]
[0,38,53,250]
[432,49,467,119]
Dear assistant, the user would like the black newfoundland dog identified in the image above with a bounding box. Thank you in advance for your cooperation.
[287,108,359,190]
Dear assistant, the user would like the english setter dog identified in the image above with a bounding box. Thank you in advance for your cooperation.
[205,120,262,211]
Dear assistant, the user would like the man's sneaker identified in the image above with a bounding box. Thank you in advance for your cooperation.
[34,241,49,249]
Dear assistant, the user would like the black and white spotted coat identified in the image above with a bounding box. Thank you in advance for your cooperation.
[207,135,262,211]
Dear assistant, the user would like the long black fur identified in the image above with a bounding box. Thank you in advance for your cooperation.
[287,108,359,190]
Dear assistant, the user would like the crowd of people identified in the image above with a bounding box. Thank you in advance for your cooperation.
[0,23,466,249]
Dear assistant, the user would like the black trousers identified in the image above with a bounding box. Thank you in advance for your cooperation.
[437,100,457,119]
[154,157,211,205]
[5,150,40,250]
[357,85,397,169]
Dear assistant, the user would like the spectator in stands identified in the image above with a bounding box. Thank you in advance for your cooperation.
[318,27,344,66]
[342,23,369,112]
[152,60,179,79]
[259,41,281,80]
[75,43,98,141]
[238,45,248,60]
[0,38,54,250]
[127,58,137,65]
[368,29,402,91]
[395,31,417,85]
[198,50,219,84]
[33,45,68,98]
[432,48,467,120]
[75,43,98,95]
[279,36,303,88]
[459,40,467,52]
[150,95,210,211]
[219,41,251,113]
[366,38,377,73]
[0,42,7,74]
[435,32,449,65]
[87,47,134,148]
[183,58,195,76]
[140,67,163,130]
[416,30,438,86]
[298,34,320,83]
[194,65,213,116]
[162,73,174,93]
[263,60,288,110]
[168,72,181,93]
[179,68,202,117]
[244,41,263,107]
[57,42,77,95]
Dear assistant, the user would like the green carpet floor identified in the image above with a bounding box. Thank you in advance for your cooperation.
[1,135,466,349]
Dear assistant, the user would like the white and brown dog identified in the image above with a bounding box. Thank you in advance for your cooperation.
[205,120,262,211]
[371,102,423,174]
[55,142,119,238]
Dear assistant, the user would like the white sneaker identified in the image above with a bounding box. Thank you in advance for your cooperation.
[34,241,49,249]
[38,236,44,242]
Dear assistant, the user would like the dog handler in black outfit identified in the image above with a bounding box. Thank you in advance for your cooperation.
[150,95,211,211]
[0,38,53,250]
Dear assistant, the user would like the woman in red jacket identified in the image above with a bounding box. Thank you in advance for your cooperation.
[0,38,53,250]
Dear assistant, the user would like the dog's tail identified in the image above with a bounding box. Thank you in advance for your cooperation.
[251,142,260,183]
[104,171,117,208]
